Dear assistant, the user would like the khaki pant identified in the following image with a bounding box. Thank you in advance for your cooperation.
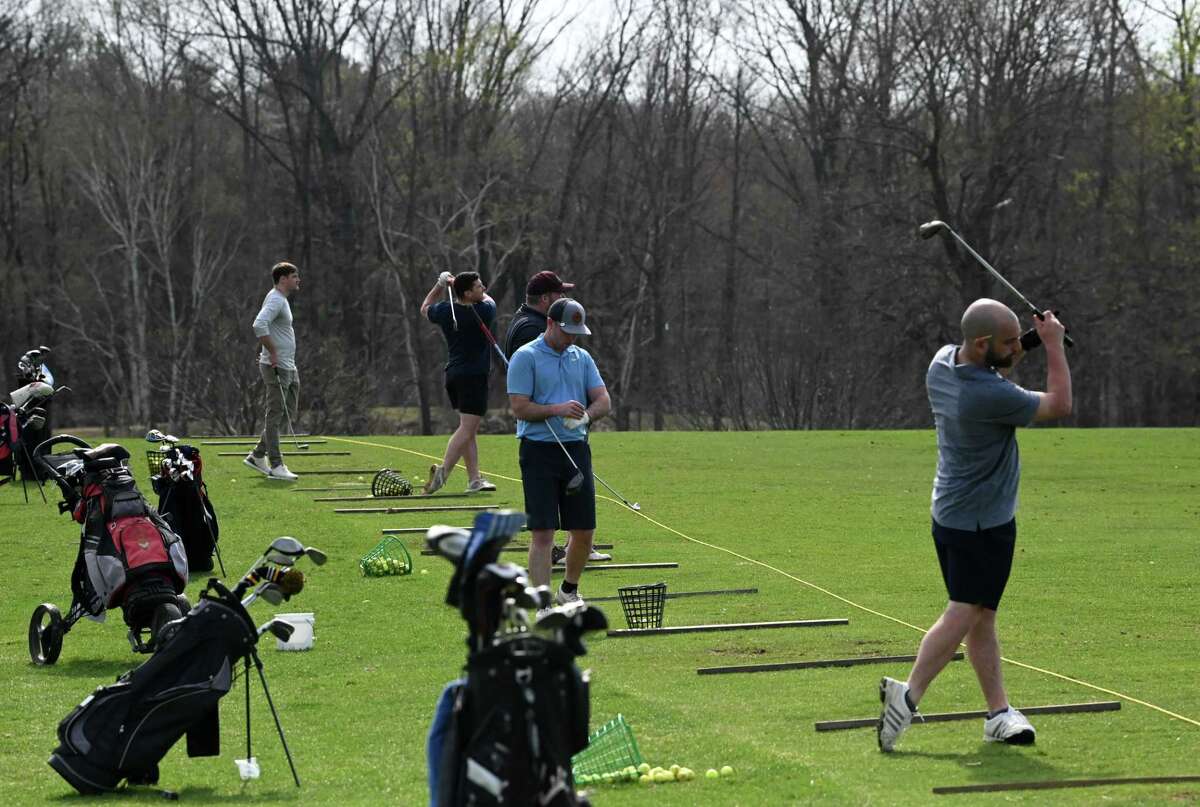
[253,364,300,466]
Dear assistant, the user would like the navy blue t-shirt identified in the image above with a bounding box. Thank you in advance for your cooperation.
[427,299,497,378]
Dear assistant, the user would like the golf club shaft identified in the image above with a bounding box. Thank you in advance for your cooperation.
[274,370,308,449]
[924,221,1075,347]
[447,285,458,330]
[545,419,583,474]
[591,471,639,511]
[471,306,509,369]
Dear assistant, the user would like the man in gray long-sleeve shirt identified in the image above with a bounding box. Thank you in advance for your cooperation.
[877,298,1072,753]
[245,262,302,481]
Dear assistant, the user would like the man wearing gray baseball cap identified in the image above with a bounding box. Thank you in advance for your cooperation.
[507,298,611,612]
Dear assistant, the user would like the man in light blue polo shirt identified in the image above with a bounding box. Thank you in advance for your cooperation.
[507,299,611,608]
[878,298,1072,752]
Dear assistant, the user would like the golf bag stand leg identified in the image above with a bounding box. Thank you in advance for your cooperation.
[251,649,301,787]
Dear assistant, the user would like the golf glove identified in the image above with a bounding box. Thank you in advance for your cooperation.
[563,412,590,430]
[437,271,454,288]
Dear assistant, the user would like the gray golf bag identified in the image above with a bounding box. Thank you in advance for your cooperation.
[425,510,604,807]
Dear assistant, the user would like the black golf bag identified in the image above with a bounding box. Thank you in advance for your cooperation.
[0,403,18,480]
[425,511,602,807]
[151,445,219,572]
[49,538,325,795]
[28,438,189,664]
[49,581,255,793]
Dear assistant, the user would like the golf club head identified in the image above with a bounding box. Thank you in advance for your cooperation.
[566,471,585,495]
[259,618,296,641]
[628,501,641,511]
[426,526,471,565]
[264,536,307,567]
[558,604,608,656]
[258,583,286,605]
[304,546,328,566]
[145,429,166,443]
[918,220,946,239]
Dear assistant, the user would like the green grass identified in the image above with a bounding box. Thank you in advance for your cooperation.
[1,429,1198,805]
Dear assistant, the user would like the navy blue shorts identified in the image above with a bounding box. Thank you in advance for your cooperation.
[519,438,595,531]
[932,518,1017,611]
[445,374,488,416]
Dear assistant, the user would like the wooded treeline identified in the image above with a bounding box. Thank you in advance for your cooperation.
[1,0,1196,433]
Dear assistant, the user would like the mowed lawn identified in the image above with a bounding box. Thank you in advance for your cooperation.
[1,429,1197,805]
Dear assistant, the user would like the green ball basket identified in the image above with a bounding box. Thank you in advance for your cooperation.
[571,714,644,779]
[359,536,413,577]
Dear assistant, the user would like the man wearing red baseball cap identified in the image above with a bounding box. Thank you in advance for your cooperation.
[503,271,575,360]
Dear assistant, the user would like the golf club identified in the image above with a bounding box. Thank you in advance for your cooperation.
[447,283,458,331]
[918,219,1074,347]
[471,306,510,369]
[544,420,586,494]
[273,368,310,449]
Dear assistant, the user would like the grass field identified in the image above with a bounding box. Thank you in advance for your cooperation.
[1,429,1198,805]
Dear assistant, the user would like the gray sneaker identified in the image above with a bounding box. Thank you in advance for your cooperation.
[877,677,916,752]
[244,453,271,476]
[466,477,496,493]
[424,464,447,495]
[588,549,612,561]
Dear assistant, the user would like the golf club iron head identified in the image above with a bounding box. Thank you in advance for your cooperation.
[259,618,296,641]
[258,583,285,605]
[918,220,946,239]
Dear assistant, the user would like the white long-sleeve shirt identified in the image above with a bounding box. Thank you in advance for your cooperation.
[252,289,298,370]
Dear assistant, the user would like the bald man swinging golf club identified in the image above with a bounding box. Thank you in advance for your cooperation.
[507,299,611,613]
[878,298,1071,752]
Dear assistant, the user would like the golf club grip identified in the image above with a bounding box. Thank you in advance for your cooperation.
[1032,311,1075,348]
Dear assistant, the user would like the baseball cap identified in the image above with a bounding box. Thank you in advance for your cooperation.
[526,271,575,296]
[547,299,591,336]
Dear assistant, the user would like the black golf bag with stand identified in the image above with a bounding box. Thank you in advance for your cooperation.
[147,430,222,574]
[425,510,607,807]
[27,437,189,665]
[48,537,327,795]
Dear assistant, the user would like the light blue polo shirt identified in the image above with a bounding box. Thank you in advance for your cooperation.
[927,344,1040,531]
[507,335,605,442]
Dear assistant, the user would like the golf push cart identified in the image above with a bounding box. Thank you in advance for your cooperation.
[27,436,190,665]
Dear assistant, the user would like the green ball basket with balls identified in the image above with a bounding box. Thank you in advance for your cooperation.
[359,536,413,577]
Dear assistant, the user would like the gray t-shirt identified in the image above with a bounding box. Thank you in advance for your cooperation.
[927,344,1040,531]
[252,288,298,371]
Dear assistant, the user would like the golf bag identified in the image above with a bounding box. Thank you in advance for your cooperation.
[151,445,219,572]
[425,511,602,807]
[28,438,189,664]
[49,538,325,795]
[0,403,18,480]
[13,345,56,476]
[49,581,254,793]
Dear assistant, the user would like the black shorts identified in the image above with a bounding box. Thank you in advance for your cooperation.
[932,518,1017,611]
[519,438,596,531]
[445,374,488,416]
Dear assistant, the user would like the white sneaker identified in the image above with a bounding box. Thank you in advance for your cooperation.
[244,453,271,476]
[877,677,916,752]
[554,586,583,607]
[588,550,612,561]
[424,464,447,494]
[983,708,1036,745]
[466,477,496,493]
[268,463,298,481]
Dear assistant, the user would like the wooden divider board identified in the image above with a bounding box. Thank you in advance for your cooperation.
[608,618,847,637]
[697,651,962,676]
[815,700,1121,732]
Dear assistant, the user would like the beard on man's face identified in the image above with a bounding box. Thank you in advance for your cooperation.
[985,344,1015,369]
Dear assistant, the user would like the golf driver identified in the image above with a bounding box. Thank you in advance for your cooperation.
[919,219,1074,347]
[273,368,310,449]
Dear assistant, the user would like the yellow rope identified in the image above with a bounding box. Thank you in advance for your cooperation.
[324,435,1200,729]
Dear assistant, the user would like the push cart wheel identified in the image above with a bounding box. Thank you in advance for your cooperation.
[29,602,64,665]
